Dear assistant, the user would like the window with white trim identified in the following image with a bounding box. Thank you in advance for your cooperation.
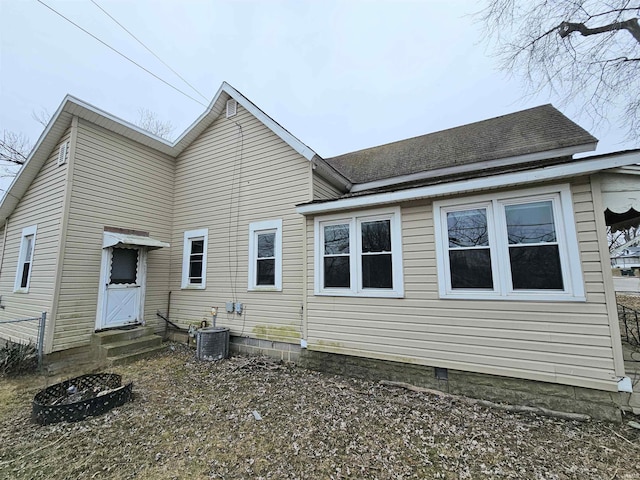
[433,185,585,301]
[315,207,404,297]
[181,229,208,289]
[248,219,282,291]
[14,225,37,292]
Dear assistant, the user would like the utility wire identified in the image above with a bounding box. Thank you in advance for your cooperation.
[90,0,208,102]
[36,0,208,108]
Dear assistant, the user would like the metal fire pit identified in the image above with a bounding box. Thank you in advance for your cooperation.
[32,373,133,425]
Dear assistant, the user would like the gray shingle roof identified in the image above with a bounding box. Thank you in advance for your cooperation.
[325,104,597,184]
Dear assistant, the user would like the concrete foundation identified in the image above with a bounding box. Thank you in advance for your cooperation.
[299,349,623,422]
[230,336,300,363]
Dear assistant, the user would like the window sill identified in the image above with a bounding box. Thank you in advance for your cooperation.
[13,288,29,294]
[181,285,206,290]
[248,286,282,292]
[315,289,404,299]
[439,291,586,302]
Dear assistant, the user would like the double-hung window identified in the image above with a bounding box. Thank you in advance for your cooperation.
[315,207,404,297]
[248,219,282,291]
[181,229,208,289]
[434,185,585,301]
[14,225,37,292]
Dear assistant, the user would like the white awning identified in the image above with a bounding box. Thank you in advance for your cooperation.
[600,167,640,214]
[102,232,170,250]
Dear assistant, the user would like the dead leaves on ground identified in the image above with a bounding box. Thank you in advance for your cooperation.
[0,344,639,479]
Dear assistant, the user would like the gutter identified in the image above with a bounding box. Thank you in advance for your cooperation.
[310,155,352,192]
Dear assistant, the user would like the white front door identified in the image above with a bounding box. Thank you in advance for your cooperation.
[97,246,146,329]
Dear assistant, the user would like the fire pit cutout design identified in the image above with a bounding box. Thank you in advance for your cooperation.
[32,373,133,425]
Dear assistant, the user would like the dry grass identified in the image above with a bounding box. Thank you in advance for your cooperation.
[1,345,639,479]
[618,294,640,313]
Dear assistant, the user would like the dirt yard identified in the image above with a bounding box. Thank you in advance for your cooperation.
[1,344,639,480]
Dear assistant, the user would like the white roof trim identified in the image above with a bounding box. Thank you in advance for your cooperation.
[349,143,597,193]
[1,82,323,226]
[102,232,170,250]
[219,82,317,161]
[297,150,640,215]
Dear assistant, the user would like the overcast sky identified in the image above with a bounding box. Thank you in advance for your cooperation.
[0,0,634,176]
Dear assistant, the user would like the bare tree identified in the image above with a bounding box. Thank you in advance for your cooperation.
[0,130,31,193]
[31,108,52,128]
[609,224,640,251]
[0,130,31,166]
[478,1,640,142]
[136,108,175,140]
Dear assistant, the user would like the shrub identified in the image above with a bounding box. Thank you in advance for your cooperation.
[0,341,37,376]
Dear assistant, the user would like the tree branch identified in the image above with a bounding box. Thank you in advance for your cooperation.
[0,138,28,165]
[559,18,640,43]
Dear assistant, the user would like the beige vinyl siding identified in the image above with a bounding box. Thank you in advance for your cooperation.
[0,130,70,345]
[313,173,343,200]
[53,120,174,351]
[305,179,620,391]
[169,105,310,343]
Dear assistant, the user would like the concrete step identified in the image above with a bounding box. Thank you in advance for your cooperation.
[108,344,167,366]
[92,326,155,346]
[100,335,162,359]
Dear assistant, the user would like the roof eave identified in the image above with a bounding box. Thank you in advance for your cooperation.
[296,149,640,215]
[0,82,322,226]
[349,142,598,193]
[311,155,352,192]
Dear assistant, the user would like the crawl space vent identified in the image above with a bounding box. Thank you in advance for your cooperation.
[226,99,237,118]
[57,142,68,166]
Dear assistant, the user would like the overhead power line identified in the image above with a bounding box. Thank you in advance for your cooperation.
[36,0,208,108]
[90,0,209,103]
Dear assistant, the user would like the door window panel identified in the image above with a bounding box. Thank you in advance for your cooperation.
[110,248,138,284]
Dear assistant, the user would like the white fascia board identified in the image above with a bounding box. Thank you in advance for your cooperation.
[170,84,225,149]
[220,82,317,161]
[350,143,597,193]
[171,82,319,161]
[296,150,640,215]
[311,155,352,191]
[63,96,174,149]
[0,98,75,225]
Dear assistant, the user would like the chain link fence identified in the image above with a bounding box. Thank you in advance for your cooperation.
[0,312,47,369]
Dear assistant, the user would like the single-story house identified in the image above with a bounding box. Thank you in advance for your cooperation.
[1,82,639,420]
[612,247,640,270]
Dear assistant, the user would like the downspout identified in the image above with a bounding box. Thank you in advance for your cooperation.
[301,162,312,349]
